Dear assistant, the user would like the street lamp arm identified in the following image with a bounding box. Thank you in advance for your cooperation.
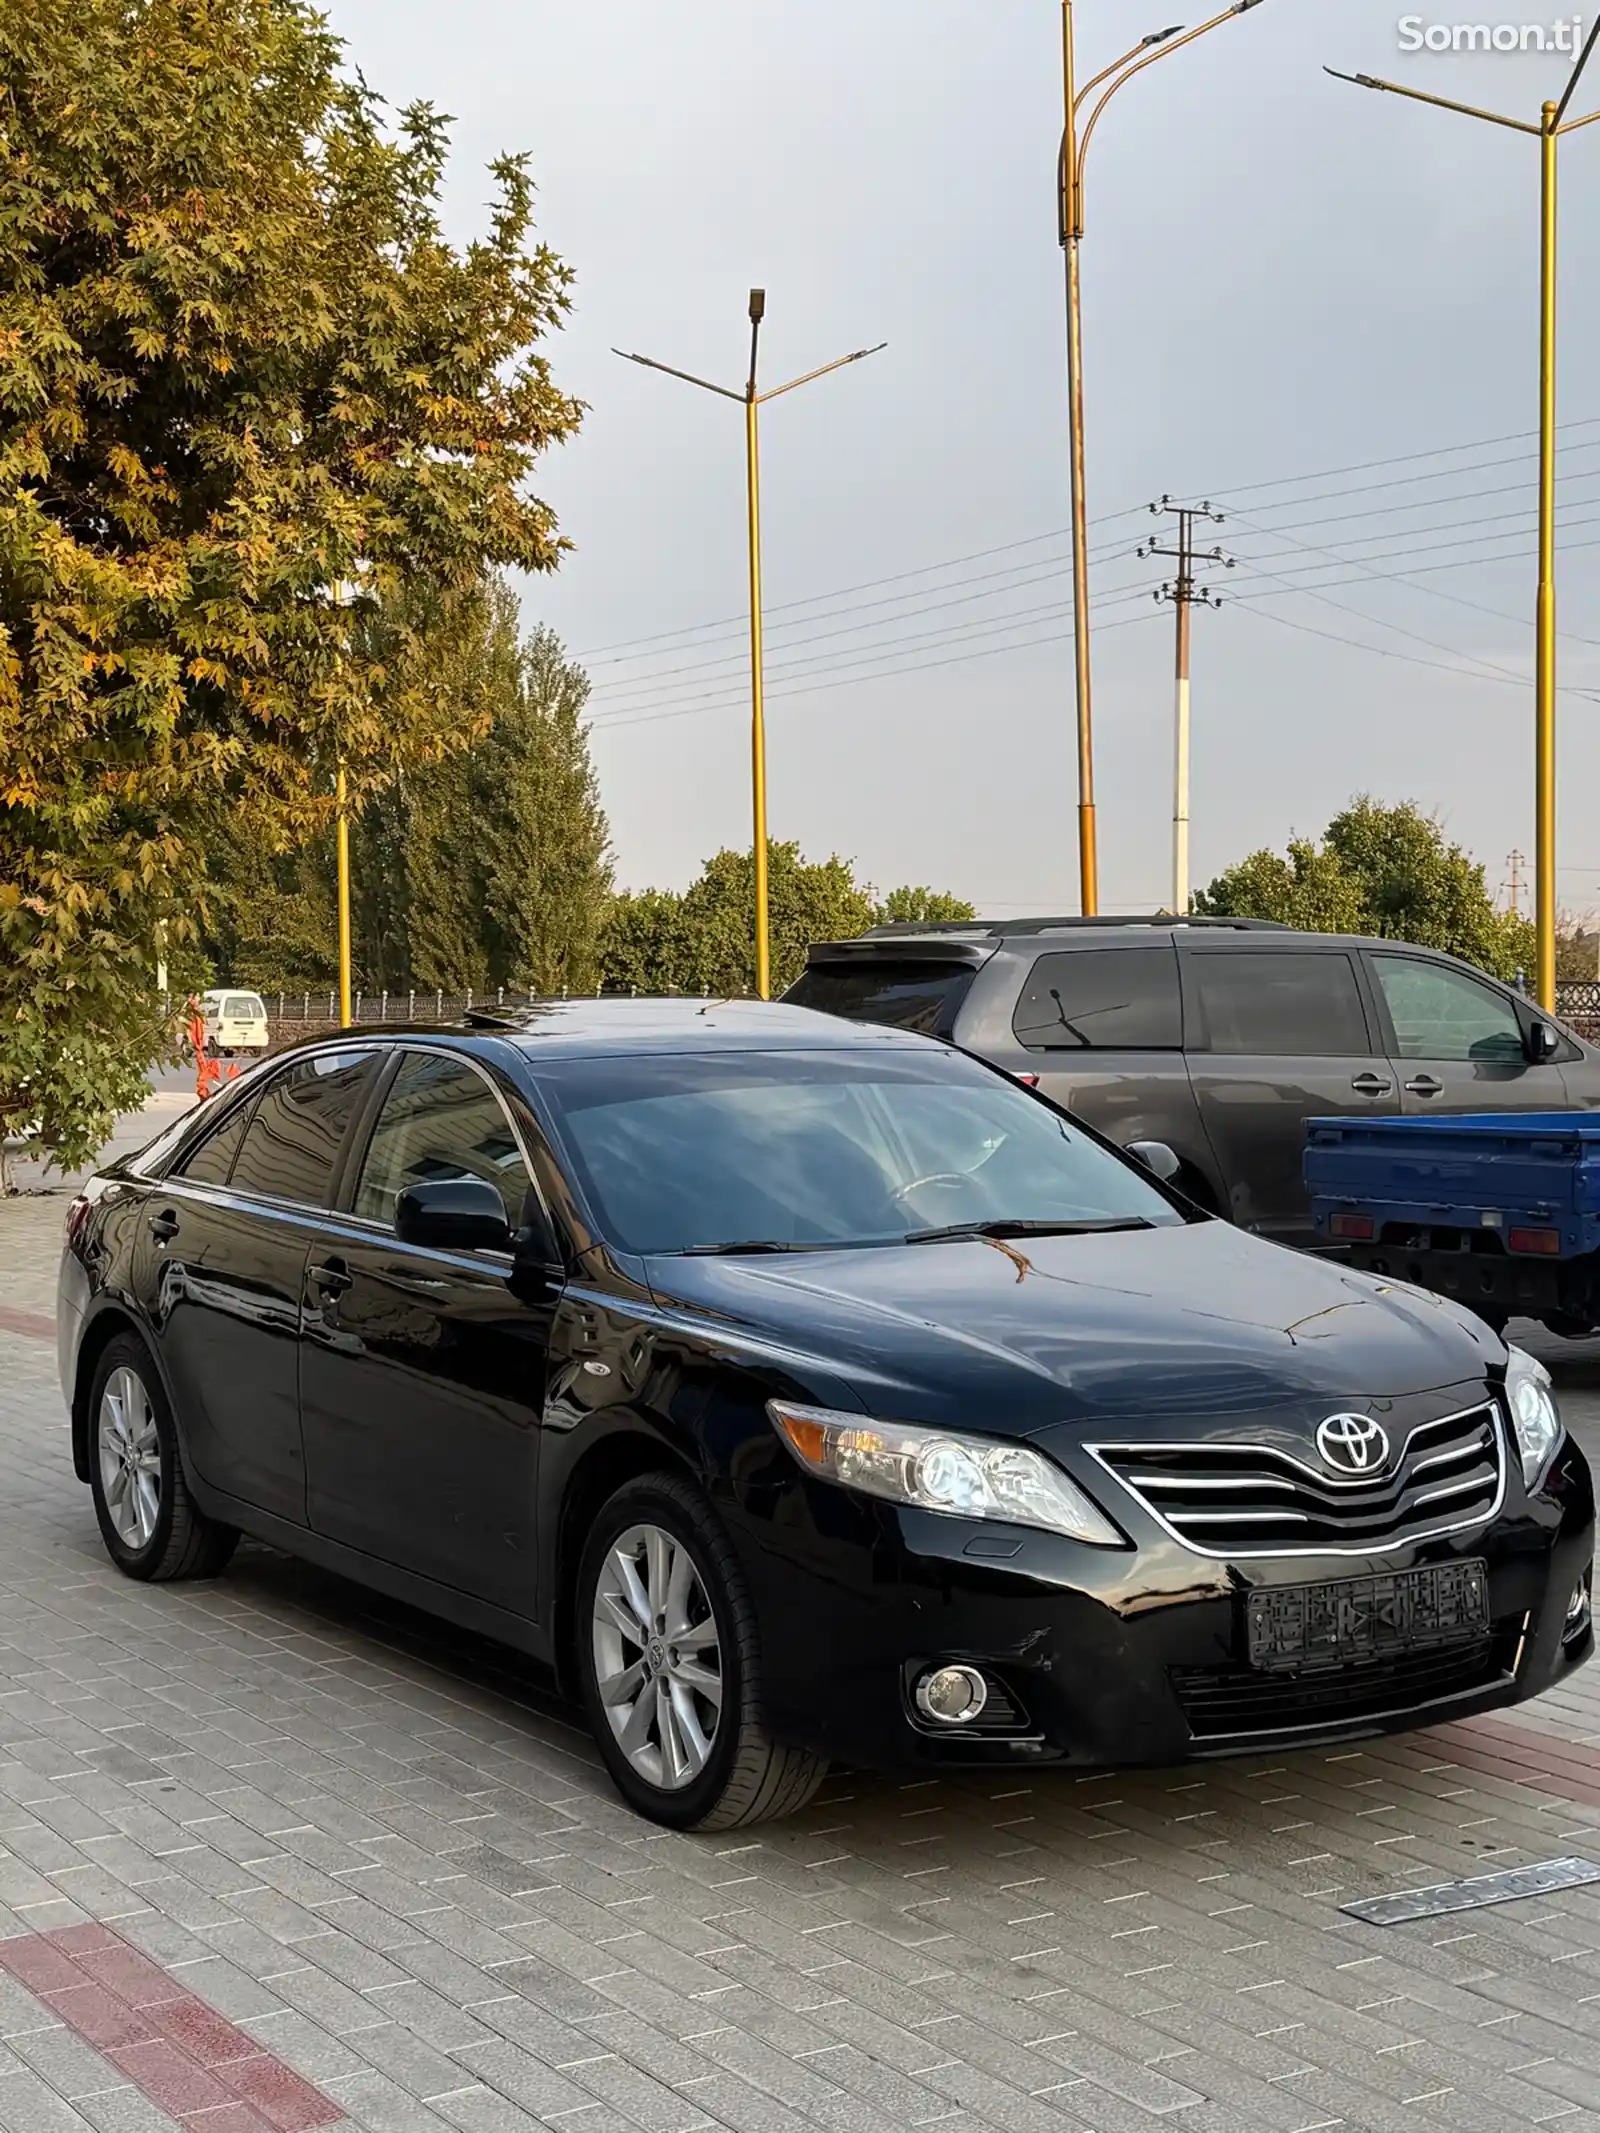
[1074,1,1267,231]
[758,343,888,403]
[1559,105,1600,132]
[1074,26,1184,112]
[1554,11,1600,122]
[1321,67,1537,133]
[611,349,745,400]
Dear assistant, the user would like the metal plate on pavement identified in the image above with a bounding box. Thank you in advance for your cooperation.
[1341,1855,1600,1926]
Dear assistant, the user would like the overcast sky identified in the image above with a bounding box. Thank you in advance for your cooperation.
[327,0,1600,920]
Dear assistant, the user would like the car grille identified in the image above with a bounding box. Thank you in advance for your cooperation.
[1090,1401,1505,1557]
[1171,1625,1518,1741]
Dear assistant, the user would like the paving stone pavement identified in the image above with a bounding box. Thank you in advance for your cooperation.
[1,1108,1598,2133]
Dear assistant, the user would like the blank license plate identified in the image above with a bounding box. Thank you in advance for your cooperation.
[1247,1560,1489,1673]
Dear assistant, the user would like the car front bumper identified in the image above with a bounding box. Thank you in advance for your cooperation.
[733,1434,1595,1775]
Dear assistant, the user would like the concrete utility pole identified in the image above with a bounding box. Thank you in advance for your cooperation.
[1139,499,1232,914]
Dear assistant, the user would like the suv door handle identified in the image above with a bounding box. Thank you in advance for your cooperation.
[1406,1075,1444,1097]
[1350,1073,1393,1097]
[149,1208,180,1244]
[308,1259,352,1301]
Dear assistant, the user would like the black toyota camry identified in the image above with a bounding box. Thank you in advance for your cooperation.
[58,1001,1593,1829]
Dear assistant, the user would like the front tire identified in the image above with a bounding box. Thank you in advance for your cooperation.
[88,1336,238,1582]
[576,1474,827,1830]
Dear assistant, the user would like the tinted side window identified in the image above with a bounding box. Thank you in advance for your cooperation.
[1372,956,1524,1063]
[786,960,976,1038]
[1193,952,1371,1057]
[355,1052,531,1234]
[1013,948,1181,1049]
[174,1095,256,1187]
[230,1051,374,1208]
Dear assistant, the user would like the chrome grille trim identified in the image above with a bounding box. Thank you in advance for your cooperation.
[1087,1400,1506,1560]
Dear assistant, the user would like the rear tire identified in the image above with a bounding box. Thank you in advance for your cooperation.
[576,1474,827,1830]
[87,1335,238,1582]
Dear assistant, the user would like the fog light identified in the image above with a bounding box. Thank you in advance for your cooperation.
[1565,1576,1592,1643]
[914,1664,989,1726]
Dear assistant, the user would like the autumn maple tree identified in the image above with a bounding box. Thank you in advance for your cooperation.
[0,0,580,1165]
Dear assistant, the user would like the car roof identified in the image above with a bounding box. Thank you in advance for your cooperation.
[317,997,942,1061]
[807,919,1491,960]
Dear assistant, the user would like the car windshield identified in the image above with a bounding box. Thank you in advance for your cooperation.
[533,1047,1185,1255]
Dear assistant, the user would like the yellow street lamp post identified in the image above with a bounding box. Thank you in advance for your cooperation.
[1059,0,1271,916]
[616,295,885,999]
[336,762,353,1029]
[1326,22,1600,1013]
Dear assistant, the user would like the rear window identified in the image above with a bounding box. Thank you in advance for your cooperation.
[225,994,264,1020]
[1013,948,1181,1050]
[786,959,976,1038]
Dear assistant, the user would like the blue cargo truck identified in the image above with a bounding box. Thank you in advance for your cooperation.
[1305,1111,1600,1338]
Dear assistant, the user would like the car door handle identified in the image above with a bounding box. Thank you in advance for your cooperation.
[149,1208,180,1244]
[1406,1075,1444,1097]
[308,1259,352,1301]
[1351,1073,1393,1097]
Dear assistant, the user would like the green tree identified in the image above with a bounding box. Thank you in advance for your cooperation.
[1195,799,1535,979]
[205,581,611,997]
[871,886,977,926]
[599,843,877,997]
[0,0,580,1166]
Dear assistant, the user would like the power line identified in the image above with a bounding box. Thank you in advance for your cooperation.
[574,415,1600,670]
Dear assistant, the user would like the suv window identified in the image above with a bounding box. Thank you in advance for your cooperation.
[786,959,976,1038]
[1013,948,1181,1050]
[1372,955,1525,1063]
[174,1094,256,1187]
[1193,951,1371,1056]
[355,1051,531,1234]
[230,1050,374,1207]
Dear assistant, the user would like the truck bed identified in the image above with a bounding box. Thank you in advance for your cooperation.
[1304,1112,1600,1329]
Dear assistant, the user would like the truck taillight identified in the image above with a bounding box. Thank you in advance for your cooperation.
[1330,1213,1374,1241]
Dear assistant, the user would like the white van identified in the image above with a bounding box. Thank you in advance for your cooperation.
[201,989,270,1056]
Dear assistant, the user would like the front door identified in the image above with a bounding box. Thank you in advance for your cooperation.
[299,1049,557,1616]
[147,1049,376,1521]
[1183,945,1393,1246]
[1366,952,1566,1115]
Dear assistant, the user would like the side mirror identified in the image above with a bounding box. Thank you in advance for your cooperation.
[395,1177,512,1254]
[1525,1020,1561,1064]
[1126,1140,1182,1185]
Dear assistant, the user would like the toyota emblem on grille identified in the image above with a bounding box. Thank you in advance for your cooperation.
[1316,1412,1391,1474]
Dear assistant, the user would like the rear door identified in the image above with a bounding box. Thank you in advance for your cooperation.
[1182,945,1394,1245]
[1365,951,1566,1114]
[1006,946,1218,1194]
[146,1047,377,1522]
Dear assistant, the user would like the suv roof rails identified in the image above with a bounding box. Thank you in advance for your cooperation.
[860,915,1293,939]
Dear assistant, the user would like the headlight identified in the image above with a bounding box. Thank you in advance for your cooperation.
[1505,1346,1563,1488]
[767,1401,1123,1547]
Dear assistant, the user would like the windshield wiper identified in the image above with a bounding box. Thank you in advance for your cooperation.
[678,1239,827,1256]
[904,1217,1156,1245]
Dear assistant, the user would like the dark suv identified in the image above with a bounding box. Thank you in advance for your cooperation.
[787,917,1600,1247]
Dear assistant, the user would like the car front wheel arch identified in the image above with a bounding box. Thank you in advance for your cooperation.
[553,1428,702,1699]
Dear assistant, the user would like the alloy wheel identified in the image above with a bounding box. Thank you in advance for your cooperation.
[98,1366,162,1550]
[591,1522,723,1790]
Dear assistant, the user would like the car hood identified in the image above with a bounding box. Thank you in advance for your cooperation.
[643,1220,1500,1435]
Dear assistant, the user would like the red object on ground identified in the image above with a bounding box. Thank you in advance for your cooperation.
[0,1924,341,2130]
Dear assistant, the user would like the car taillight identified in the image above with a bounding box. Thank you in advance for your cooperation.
[64,1196,91,1247]
[1013,1072,1040,1088]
